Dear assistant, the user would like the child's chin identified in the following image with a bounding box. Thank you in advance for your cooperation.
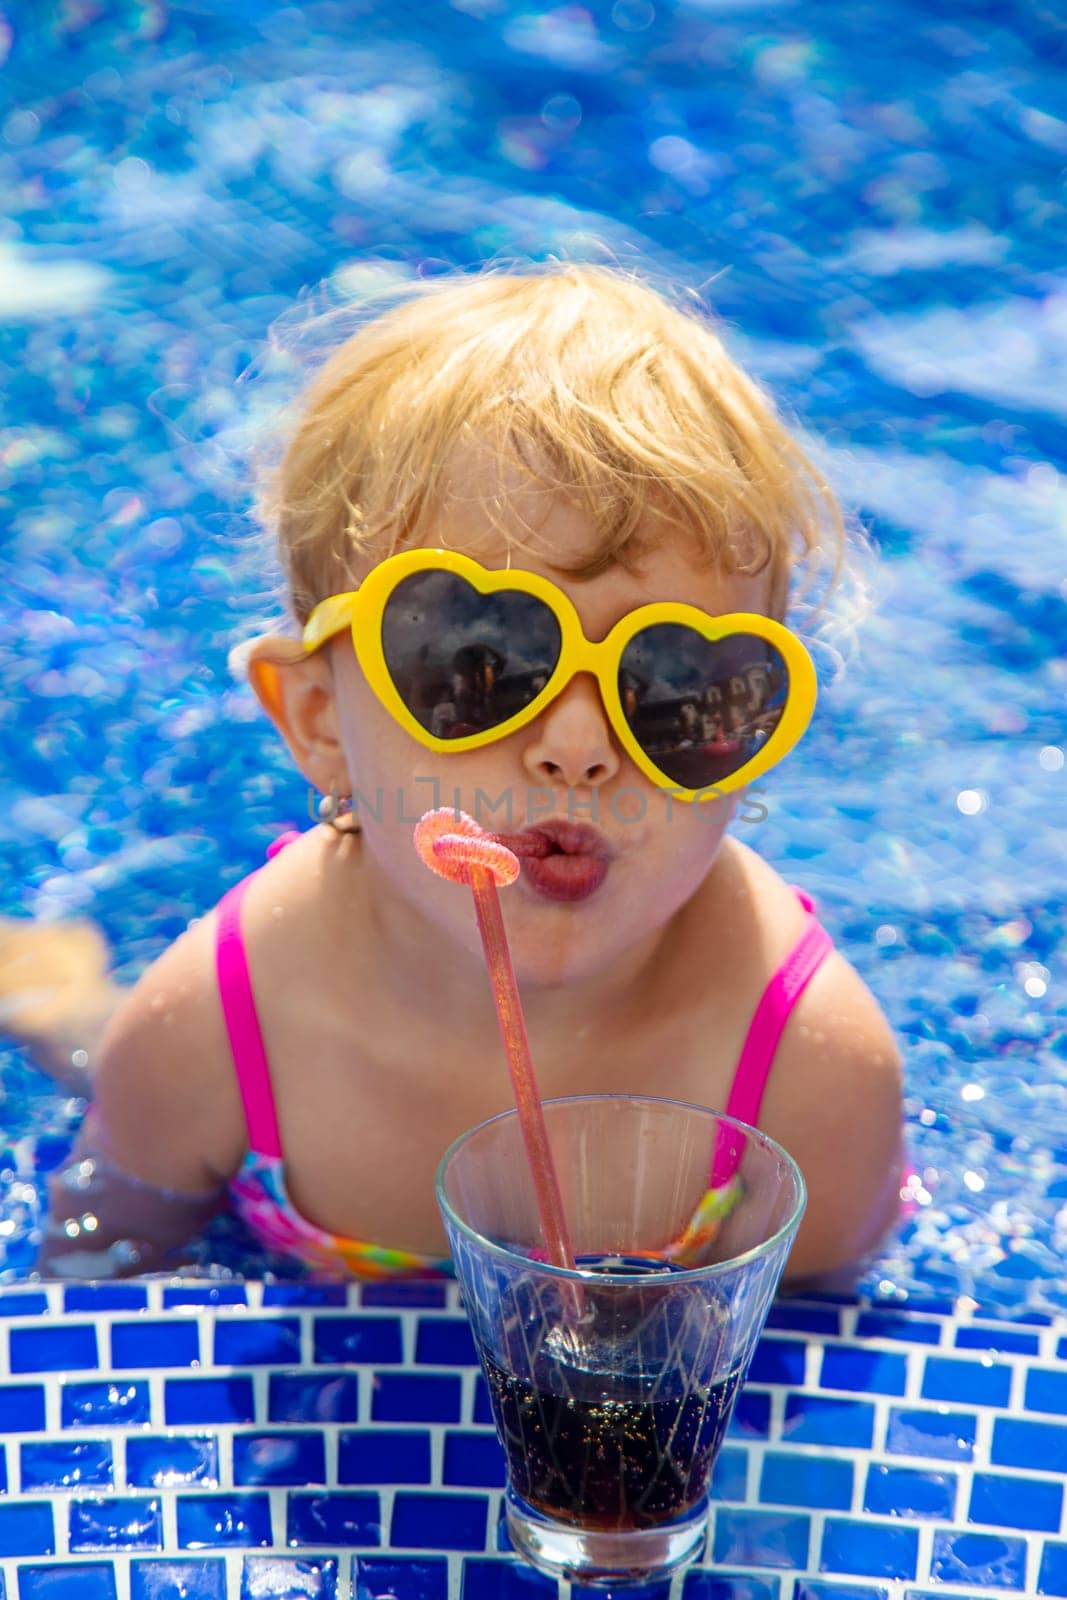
[508,930,622,988]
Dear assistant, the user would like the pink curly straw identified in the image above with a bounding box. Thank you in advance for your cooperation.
[414,807,577,1273]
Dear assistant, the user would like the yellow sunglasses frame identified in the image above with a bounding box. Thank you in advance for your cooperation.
[303,547,817,800]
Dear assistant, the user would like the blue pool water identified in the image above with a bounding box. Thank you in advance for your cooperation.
[0,2,1063,1312]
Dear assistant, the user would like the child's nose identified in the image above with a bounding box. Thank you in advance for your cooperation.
[521,673,622,791]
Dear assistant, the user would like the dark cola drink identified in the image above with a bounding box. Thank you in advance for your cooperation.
[483,1256,741,1532]
[484,1352,741,1530]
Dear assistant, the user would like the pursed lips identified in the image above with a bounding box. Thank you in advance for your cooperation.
[494,820,615,860]
[492,821,614,903]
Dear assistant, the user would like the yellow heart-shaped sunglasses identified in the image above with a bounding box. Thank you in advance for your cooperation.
[303,548,816,801]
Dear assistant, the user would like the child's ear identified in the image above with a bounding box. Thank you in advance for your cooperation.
[241,637,350,797]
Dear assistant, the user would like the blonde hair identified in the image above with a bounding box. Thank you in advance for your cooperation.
[253,261,857,628]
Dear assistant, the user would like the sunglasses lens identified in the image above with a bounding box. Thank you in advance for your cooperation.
[619,624,790,789]
[381,571,562,739]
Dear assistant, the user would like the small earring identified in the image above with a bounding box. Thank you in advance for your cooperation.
[311,784,355,833]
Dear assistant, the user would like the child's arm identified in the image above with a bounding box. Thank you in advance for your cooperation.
[40,1109,227,1277]
[760,950,905,1284]
[38,916,248,1277]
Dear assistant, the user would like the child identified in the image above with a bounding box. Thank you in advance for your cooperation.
[9,262,903,1280]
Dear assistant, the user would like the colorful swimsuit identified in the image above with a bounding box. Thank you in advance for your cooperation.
[217,831,834,1279]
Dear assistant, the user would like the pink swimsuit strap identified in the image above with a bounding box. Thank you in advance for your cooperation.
[213,831,303,1162]
[711,887,834,1187]
[726,888,833,1124]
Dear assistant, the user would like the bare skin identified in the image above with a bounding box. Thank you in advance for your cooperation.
[78,822,902,1280]
[12,448,904,1280]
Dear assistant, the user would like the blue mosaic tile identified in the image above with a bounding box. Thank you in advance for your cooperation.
[764,1306,841,1336]
[69,1496,163,1552]
[18,1564,117,1600]
[242,1555,339,1599]
[782,1396,875,1449]
[126,1435,220,1488]
[165,1377,257,1426]
[354,1555,449,1600]
[820,1348,907,1397]
[21,1439,114,1491]
[176,1493,273,1549]
[728,1390,772,1439]
[863,1465,957,1520]
[9,1323,98,1373]
[889,1294,956,1316]
[711,1510,810,1570]
[130,1558,227,1600]
[391,1493,489,1551]
[263,1284,348,1307]
[233,1430,327,1487]
[270,1372,359,1424]
[795,1586,888,1600]
[885,1407,976,1462]
[443,1430,507,1488]
[955,1325,1040,1355]
[929,1530,1027,1589]
[415,1317,479,1366]
[0,1500,54,1555]
[969,1471,1063,1532]
[64,1285,148,1312]
[339,1429,433,1485]
[1058,1336,1067,1361]
[854,1313,941,1345]
[991,1417,1067,1474]
[683,1574,781,1600]
[361,1283,449,1309]
[162,1286,248,1308]
[760,1453,853,1511]
[372,1374,462,1424]
[748,1339,806,1386]
[921,1356,1011,1407]
[0,1447,6,1494]
[819,1520,918,1581]
[1038,1542,1067,1598]
[461,1557,564,1600]
[710,1447,749,1503]
[999,1310,1053,1325]
[287,1491,382,1547]
[1026,1366,1067,1416]
[0,1383,47,1432]
[214,1317,302,1366]
[314,1316,404,1365]
[0,1292,49,1316]
[9,1285,1058,1592]
[63,1381,150,1429]
[111,1319,200,1369]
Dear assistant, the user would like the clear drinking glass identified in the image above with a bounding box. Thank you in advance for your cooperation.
[436,1094,806,1588]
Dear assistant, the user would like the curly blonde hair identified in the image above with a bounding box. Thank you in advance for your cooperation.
[253,261,853,627]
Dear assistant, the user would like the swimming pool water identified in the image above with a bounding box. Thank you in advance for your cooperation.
[0,1,1063,1312]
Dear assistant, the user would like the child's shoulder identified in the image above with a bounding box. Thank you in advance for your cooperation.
[90,826,361,1193]
[88,898,245,1192]
[86,830,337,1179]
